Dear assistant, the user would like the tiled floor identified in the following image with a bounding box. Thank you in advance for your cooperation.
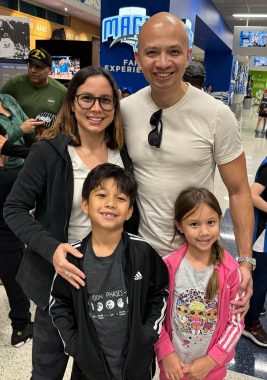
[0,105,266,380]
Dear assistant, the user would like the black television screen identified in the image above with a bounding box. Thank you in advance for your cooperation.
[50,56,80,80]
[240,31,267,47]
[36,40,92,72]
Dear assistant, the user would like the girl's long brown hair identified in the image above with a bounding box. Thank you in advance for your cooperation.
[174,187,224,301]
[42,66,124,150]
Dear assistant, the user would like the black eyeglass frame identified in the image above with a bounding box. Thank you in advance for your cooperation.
[75,94,117,111]
[148,109,163,148]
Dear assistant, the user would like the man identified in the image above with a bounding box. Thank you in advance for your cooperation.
[121,12,254,314]
[1,48,67,118]
[183,61,206,90]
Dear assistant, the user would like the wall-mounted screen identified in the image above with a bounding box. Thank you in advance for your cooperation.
[233,26,267,56]
[36,40,92,77]
[50,56,80,80]
[252,56,267,66]
[240,31,267,48]
[0,59,27,87]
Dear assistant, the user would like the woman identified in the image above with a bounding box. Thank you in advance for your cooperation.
[4,66,138,380]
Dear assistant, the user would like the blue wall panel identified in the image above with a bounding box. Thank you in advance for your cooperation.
[169,0,233,49]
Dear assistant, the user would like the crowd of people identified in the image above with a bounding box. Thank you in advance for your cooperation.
[0,11,266,380]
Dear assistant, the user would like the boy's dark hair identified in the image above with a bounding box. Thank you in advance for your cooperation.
[0,124,7,136]
[82,163,137,208]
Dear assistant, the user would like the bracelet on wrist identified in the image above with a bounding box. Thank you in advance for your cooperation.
[236,256,256,271]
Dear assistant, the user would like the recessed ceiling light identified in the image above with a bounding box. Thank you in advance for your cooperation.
[64,7,68,12]
[233,14,267,18]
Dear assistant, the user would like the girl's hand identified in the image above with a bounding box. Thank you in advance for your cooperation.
[182,355,216,380]
[161,352,185,380]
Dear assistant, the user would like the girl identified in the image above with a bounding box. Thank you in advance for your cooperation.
[155,187,244,380]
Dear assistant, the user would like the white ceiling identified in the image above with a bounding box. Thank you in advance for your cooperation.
[27,1,267,31]
[211,0,267,31]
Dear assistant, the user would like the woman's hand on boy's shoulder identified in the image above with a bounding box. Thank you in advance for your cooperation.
[53,243,86,289]
[161,351,185,380]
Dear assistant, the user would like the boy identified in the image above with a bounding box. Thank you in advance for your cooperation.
[49,163,169,380]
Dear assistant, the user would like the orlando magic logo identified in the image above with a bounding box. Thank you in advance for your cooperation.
[102,7,149,52]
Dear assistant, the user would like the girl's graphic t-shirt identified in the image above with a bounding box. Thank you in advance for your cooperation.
[172,257,218,364]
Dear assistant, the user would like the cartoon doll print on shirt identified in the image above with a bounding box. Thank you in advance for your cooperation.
[174,289,218,336]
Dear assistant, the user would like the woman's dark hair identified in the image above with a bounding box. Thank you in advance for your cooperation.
[42,66,124,150]
[174,187,224,300]
[82,163,137,208]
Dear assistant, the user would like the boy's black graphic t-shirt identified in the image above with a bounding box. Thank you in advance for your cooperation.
[84,237,128,380]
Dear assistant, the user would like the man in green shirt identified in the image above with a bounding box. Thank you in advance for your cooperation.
[1,48,67,118]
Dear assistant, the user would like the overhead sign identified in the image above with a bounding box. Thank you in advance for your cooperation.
[102,7,149,53]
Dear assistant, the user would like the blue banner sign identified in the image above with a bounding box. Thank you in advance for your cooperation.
[100,0,171,93]
[102,7,149,53]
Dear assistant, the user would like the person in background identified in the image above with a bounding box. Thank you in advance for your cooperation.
[50,163,168,380]
[155,187,244,380]
[255,89,267,138]
[0,93,44,167]
[1,48,67,119]
[121,86,133,98]
[183,61,206,90]
[0,111,56,348]
[243,157,267,347]
[205,84,213,94]
[4,66,138,380]
[121,12,254,316]
[0,125,32,348]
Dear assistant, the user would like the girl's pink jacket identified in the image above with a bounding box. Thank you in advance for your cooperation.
[155,244,244,380]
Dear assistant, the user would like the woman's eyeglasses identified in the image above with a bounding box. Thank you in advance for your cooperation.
[148,109,163,148]
[75,94,116,111]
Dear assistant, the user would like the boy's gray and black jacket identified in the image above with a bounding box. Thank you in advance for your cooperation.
[49,232,169,380]
[3,134,139,309]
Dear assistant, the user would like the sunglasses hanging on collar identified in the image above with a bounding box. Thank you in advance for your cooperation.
[148,109,163,148]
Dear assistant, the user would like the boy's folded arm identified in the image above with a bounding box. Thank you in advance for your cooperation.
[49,274,78,354]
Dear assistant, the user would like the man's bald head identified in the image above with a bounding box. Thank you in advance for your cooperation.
[134,11,191,107]
[138,12,189,50]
